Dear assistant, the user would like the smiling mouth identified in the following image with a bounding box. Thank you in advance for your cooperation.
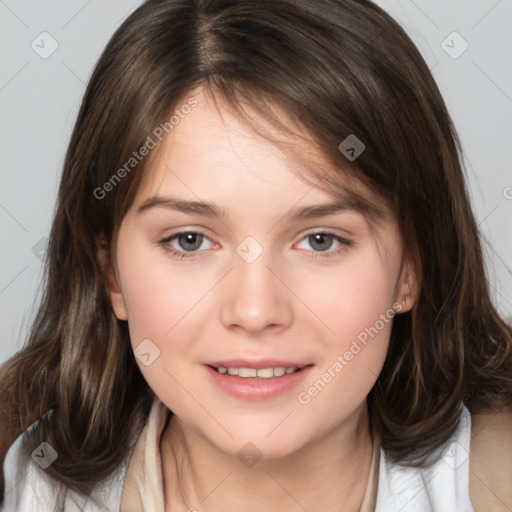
[207,365,309,378]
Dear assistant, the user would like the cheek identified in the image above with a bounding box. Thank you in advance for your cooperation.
[116,233,203,343]
[293,253,396,402]
[114,240,197,399]
[299,253,396,345]
[113,236,168,362]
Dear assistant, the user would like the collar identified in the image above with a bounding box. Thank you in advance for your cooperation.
[120,397,380,512]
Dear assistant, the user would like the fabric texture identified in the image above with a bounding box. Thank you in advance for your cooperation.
[375,405,476,511]
[1,415,137,512]
[120,399,168,512]
[3,399,511,511]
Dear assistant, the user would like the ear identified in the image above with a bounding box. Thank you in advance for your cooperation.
[395,255,418,314]
[95,233,128,321]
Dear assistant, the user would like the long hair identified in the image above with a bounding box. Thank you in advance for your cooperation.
[1,0,511,503]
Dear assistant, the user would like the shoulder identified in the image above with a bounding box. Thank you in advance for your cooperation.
[376,404,476,511]
[2,431,78,511]
[469,405,512,512]
[1,413,144,512]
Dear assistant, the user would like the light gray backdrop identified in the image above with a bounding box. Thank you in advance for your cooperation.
[1,0,511,364]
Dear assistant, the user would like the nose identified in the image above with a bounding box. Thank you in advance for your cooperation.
[219,251,294,335]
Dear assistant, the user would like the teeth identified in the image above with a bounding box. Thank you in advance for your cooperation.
[274,367,286,377]
[256,368,274,378]
[216,366,300,378]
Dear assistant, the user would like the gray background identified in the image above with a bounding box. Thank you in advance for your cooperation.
[1,0,511,364]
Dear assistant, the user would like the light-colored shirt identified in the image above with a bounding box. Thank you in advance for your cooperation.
[119,398,380,511]
[0,398,492,511]
[119,398,475,512]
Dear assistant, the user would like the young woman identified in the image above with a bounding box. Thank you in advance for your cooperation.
[1,0,511,511]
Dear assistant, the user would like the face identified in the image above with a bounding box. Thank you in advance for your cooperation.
[105,86,415,460]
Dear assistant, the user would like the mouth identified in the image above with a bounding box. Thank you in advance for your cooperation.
[206,364,306,378]
[203,362,314,400]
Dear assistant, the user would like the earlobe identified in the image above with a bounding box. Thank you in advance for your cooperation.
[396,257,419,313]
[95,234,128,321]
[109,280,129,321]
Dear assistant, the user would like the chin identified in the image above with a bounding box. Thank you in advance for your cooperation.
[208,425,308,462]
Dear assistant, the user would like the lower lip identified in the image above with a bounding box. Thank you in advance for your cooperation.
[204,364,314,400]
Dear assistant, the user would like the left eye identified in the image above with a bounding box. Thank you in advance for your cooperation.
[160,231,213,255]
[296,232,350,256]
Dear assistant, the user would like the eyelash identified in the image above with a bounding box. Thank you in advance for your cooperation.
[158,230,352,260]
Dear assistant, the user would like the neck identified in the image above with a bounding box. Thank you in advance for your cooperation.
[161,404,374,512]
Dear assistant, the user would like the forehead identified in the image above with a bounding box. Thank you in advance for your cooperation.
[134,87,388,218]
[140,91,311,191]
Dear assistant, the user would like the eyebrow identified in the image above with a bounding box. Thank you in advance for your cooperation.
[136,195,372,220]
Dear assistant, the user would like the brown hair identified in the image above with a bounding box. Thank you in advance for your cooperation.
[1,0,511,505]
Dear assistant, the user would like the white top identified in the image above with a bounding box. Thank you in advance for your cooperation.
[375,404,476,511]
[1,400,476,511]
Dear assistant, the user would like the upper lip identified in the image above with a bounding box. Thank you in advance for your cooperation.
[205,359,311,369]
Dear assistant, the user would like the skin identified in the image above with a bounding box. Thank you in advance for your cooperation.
[101,86,417,511]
